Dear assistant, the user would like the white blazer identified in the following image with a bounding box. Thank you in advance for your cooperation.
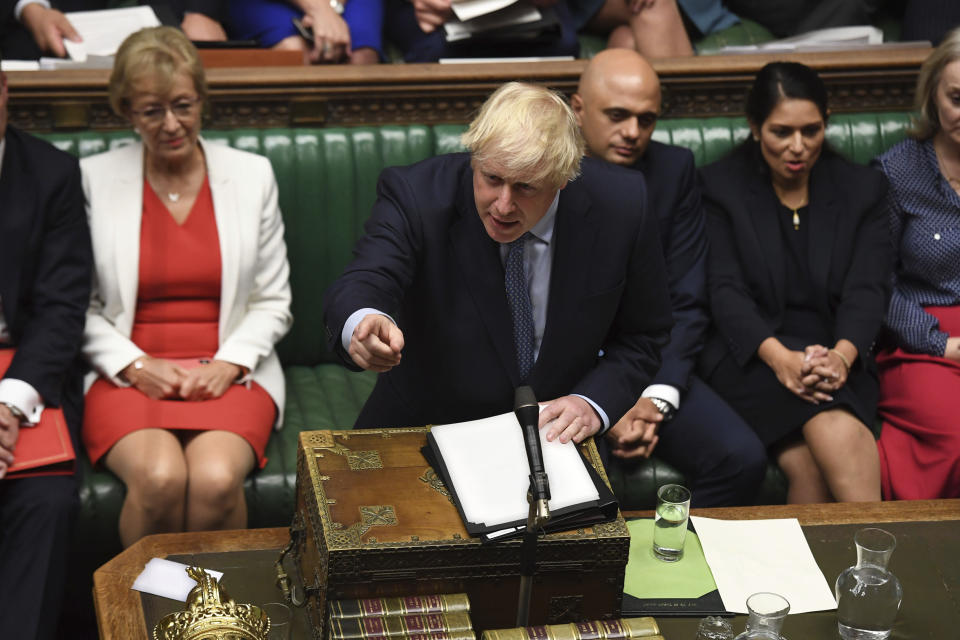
[80,139,293,427]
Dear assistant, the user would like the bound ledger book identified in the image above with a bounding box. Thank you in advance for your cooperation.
[0,349,75,478]
[425,411,619,542]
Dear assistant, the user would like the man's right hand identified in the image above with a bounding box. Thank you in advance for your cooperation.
[605,397,663,459]
[0,405,21,480]
[20,4,81,58]
[412,0,453,33]
[349,314,404,372]
[121,357,188,400]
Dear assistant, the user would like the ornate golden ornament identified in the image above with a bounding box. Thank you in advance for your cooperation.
[153,566,271,640]
[419,468,454,504]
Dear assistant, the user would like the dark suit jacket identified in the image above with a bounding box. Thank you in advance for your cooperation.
[324,153,673,429]
[633,141,708,393]
[698,144,891,377]
[0,126,91,433]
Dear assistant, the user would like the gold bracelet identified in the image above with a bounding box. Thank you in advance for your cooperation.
[829,348,851,372]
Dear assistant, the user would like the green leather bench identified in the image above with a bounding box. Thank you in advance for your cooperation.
[40,110,913,604]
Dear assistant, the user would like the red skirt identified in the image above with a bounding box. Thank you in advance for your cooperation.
[877,305,960,499]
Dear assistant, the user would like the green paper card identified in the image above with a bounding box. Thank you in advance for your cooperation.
[621,518,728,617]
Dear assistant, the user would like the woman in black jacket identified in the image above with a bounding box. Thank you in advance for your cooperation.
[698,62,891,503]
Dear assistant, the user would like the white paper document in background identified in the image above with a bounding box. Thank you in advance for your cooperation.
[63,6,161,61]
[690,516,837,614]
[131,558,224,602]
[430,410,598,528]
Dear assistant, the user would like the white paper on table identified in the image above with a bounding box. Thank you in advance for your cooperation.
[451,0,516,22]
[131,558,224,602]
[444,2,541,41]
[689,516,837,614]
[430,408,598,528]
[62,6,161,61]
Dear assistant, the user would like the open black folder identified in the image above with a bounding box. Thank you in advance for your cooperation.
[422,411,619,543]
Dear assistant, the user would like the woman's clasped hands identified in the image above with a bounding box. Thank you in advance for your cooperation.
[121,357,244,401]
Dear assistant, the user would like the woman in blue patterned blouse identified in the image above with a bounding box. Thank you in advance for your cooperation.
[874,27,960,500]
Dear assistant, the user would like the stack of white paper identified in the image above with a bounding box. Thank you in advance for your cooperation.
[62,6,161,62]
[430,410,598,528]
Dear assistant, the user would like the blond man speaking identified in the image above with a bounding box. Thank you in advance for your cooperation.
[325,82,672,442]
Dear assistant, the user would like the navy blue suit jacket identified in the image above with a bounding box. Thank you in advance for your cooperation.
[0,126,91,434]
[633,141,709,394]
[324,153,673,429]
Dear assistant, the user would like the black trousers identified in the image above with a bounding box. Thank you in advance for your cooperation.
[0,475,78,640]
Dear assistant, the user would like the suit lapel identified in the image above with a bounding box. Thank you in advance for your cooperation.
[0,132,32,326]
[112,143,144,320]
[449,169,519,384]
[204,140,240,329]
[747,179,786,313]
[531,181,594,382]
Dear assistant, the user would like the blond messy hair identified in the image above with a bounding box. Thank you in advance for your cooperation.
[462,82,583,190]
[911,26,960,140]
[108,26,207,117]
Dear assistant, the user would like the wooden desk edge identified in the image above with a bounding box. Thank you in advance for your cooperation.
[92,500,960,640]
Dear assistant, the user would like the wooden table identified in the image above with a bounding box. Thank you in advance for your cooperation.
[93,500,960,640]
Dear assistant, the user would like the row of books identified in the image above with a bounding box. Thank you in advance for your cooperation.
[325,593,663,640]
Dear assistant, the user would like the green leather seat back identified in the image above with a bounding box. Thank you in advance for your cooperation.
[37,112,912,376]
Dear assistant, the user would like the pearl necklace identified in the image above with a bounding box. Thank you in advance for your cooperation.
[167,192,181,203]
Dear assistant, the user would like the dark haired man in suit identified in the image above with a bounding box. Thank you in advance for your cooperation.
[325,81,672,443]
[572,49,766,507]
[0,66,92,638]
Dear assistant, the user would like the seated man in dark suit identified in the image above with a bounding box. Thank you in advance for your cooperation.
[0,66,92,638]
[571,49,766,506]
[325,81,673,443]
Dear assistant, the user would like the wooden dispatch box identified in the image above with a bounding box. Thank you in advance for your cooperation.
[288,428,630,638]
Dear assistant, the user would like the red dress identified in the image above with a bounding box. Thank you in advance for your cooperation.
[877,305,960,500]
[83,177,274,467]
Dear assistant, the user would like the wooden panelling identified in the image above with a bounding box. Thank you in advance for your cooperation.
[7,47,929,131]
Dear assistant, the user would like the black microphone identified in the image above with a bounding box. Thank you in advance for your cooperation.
[514,386,550,520]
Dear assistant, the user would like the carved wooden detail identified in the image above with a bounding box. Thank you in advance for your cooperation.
[5,48,929,132]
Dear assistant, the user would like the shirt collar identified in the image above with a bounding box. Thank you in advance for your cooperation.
[528,190,560,244]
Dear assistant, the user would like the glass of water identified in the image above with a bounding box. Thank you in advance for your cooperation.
[652,483,691,562]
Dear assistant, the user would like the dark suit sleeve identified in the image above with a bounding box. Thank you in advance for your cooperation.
[700,171,777,366]
[651,152,709,392]
[182,0,226,20]
[323,167,421,367]
[5,158,92,407]
[571,196,672,425]
[834,169,892,363]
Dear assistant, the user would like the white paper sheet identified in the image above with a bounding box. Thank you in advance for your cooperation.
[131,558,224,602]
[450,0,516,22]
[690,516,837,614]
[430,409,599,528]
[62,6,161,61]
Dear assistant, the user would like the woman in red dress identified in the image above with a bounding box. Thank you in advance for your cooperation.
[80,27,292,547]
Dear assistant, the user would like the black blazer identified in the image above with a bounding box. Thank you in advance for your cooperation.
[0,126,91,428]
[633,140,709,393]
[324,153,673,429]
[698,144,892,377]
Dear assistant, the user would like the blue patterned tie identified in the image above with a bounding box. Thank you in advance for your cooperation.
[505,233,535,382]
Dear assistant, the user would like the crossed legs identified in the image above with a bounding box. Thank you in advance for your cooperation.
[105,428,255,547]
[775,409,881,503]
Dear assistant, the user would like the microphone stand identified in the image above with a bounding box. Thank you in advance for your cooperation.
[514,386,551,628]
[517,483,550,627]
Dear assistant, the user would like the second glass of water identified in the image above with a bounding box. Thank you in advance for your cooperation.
[652,483,691,562]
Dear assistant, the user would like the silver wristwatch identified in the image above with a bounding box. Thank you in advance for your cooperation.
[0,401,27,424]
[649,397,675,422]
[330,0,345,14]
